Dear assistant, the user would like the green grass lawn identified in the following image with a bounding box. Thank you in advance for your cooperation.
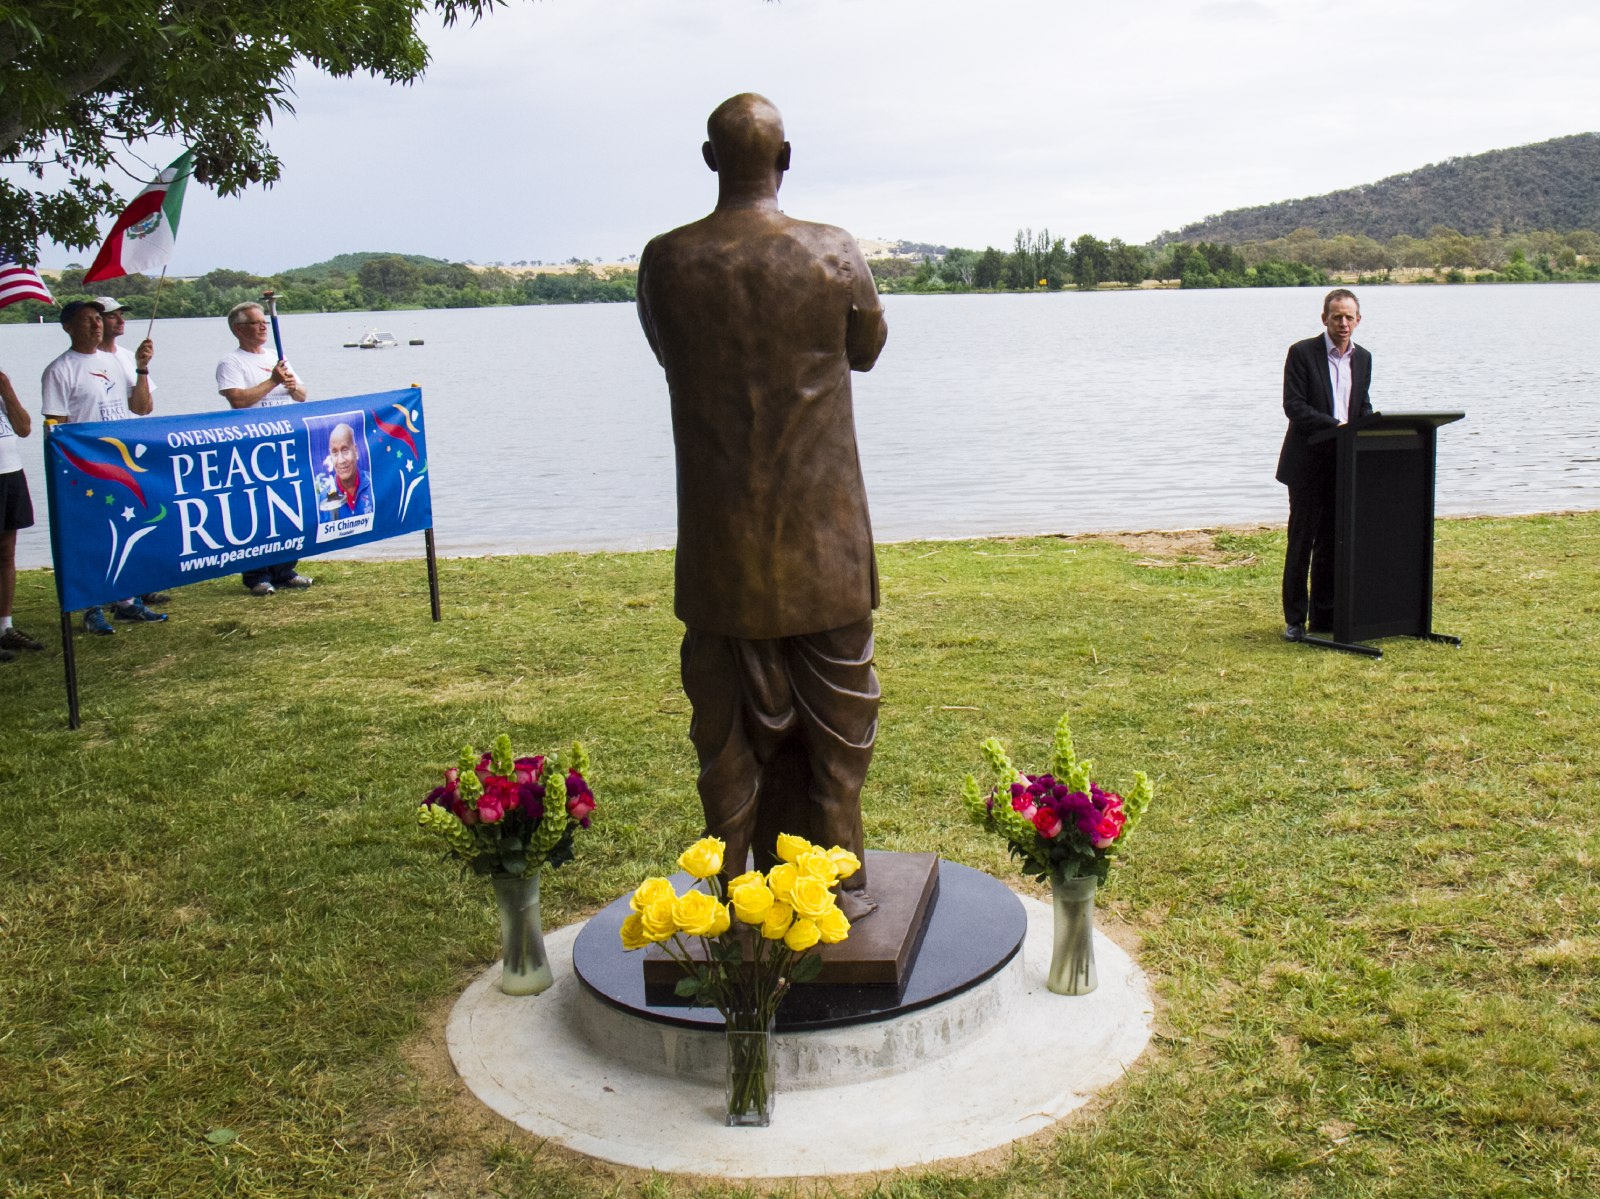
[3,514,1598,1198]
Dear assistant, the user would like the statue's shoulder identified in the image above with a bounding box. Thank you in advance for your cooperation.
[642,213,867,278]
[641,216,713,260]
[780,216,866,255]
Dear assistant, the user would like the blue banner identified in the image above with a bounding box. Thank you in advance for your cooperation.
[44,388,432,611]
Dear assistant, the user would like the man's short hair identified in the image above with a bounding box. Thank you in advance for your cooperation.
[59,299,104,329]
[227,301,264,328]
[1322,287,1360,316]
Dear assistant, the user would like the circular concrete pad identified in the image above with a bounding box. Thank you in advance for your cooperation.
[447,893,1153,1177]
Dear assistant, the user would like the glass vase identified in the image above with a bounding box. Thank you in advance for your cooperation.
[490,871,554,996]
[1046,871,1099,995]
[723,1013,776,1127]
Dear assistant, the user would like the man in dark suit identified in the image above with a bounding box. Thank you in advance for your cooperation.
[1276,288,1372,640]
[637,93,888,916]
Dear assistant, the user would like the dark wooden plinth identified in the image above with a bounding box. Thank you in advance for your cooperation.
[641,851,938,1001]
[573,856,1027,1031]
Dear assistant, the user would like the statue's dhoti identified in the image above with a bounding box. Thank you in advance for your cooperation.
[680,617,878,894]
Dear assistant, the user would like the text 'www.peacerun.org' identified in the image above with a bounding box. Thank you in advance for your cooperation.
[178,537,306,571]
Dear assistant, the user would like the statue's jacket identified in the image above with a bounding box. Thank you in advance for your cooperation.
[638,209,888,641]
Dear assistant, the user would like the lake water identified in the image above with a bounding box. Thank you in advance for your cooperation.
[3,284,1597,571]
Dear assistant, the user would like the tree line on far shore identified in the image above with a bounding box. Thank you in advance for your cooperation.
[869,225,1600,294]
[872,231,1325,293]
[6,222,1598,326]
[0,254,637,324]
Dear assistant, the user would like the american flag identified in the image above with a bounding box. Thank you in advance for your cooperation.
[0,261,56,311]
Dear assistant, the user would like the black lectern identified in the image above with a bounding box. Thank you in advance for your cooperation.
[1304,412,1464,658]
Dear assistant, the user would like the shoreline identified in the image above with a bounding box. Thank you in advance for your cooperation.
[876,272,1600,296]
[18,509,1591,576]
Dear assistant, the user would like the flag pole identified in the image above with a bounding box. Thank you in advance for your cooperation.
[144,267,169,342]
[261,289,284,361]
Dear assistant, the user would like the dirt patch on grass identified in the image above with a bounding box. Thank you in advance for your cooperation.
[1064,524,1278,568]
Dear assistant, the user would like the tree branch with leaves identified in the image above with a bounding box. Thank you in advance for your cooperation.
[0,0,506,257]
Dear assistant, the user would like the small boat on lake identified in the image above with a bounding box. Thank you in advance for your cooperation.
[357,329,398,349]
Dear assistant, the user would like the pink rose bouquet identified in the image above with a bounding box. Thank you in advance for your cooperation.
[417,734,595,877]
[961,714,1151,884]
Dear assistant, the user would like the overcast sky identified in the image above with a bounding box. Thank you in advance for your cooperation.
[28,0,1600,274]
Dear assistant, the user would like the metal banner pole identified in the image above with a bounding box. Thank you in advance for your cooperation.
[425,527,441,621]
[59,609,81,729]
[261,288,284,361]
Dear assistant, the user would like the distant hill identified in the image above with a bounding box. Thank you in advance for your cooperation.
[859,238,949,259]
[280,251,453,282]
[1166,133,1600,244]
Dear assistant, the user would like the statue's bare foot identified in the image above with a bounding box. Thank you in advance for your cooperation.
[838,888,879,921]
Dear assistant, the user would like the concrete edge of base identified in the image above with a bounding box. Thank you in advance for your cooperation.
[447,892,1154,1177]
[569,941,1028,1088]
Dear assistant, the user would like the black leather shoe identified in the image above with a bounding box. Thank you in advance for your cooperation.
[0,627,43,652]
[1283,624,1306,642]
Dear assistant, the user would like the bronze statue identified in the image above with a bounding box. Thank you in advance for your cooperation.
[638,93,888,918]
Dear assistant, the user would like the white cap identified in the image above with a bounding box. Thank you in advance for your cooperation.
[92,296,125,313]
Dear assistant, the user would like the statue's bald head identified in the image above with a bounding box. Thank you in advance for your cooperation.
[703,93,790,185]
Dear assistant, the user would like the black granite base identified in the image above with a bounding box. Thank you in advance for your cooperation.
[572,856,1027,1032]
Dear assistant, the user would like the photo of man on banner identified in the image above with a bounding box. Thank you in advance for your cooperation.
[309,413,375,543]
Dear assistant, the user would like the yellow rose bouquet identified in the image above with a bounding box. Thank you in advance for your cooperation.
[619,832,858,1125]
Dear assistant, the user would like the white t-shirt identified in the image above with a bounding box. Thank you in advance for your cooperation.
[0,401,21,474]
[41,349,133,424]
[109,344,156,402]
[216,347,305,407]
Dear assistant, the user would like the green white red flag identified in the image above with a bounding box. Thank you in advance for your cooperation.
[83,150,194,283]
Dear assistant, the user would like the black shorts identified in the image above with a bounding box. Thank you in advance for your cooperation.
[1,469,35,533]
